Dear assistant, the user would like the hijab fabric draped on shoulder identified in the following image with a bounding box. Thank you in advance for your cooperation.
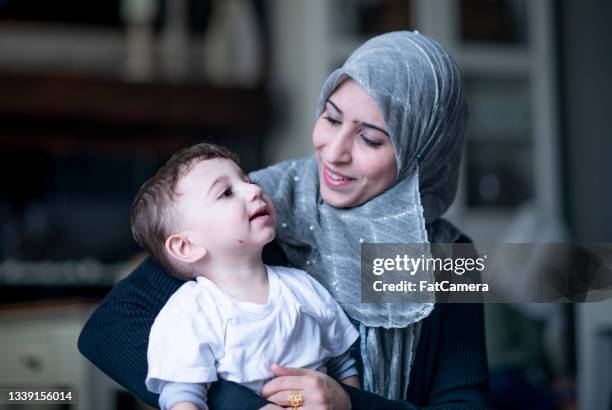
[251,31,467,400]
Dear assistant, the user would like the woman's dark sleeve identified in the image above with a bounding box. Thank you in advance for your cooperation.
[77,257,272,409]
[342,303,490,409]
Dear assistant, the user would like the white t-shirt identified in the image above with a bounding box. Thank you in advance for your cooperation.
[146,265,359,394]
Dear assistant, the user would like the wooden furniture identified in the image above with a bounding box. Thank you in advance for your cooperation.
[0,70,271,161]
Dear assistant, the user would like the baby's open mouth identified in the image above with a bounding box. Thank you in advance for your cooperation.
[249,206,270,221]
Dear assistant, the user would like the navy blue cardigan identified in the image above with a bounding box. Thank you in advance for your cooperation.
[78,240,490,409]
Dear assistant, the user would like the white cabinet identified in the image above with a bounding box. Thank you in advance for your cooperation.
[0,332,60,386]
[0,303,113,410]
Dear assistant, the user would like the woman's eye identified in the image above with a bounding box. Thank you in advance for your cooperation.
[361,135,383,148]
[323,115,341,126]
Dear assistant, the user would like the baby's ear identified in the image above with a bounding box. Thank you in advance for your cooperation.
[165,233,207,264]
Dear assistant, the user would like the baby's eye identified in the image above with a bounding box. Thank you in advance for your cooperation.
[220,187,233,198]
[248,178,260,186]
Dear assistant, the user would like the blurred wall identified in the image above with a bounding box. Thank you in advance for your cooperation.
[560,2,612,409]
[561,0,612,242]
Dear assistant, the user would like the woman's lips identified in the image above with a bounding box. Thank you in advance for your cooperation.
[323,166,355,188]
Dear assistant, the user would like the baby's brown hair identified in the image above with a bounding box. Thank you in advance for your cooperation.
[130,142,239,279]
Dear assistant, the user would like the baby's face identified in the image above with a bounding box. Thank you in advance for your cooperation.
[173,158,276,256]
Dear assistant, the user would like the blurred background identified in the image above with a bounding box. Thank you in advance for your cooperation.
[0,0,610,409]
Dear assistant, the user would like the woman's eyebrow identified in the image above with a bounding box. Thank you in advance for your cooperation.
[353,120,390,137]
[327,98,389,137]
[326,99,342,115]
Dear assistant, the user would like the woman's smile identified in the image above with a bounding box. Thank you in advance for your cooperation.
[322,164,355,187]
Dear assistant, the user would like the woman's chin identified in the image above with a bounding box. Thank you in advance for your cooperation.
[319,187,359,209]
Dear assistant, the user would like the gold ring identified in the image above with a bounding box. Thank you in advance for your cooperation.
[287,391,305,409]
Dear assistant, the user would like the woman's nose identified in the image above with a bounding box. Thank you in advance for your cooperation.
[324,130,351,164]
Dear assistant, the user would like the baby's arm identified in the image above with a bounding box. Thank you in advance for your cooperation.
[290,268,362,389]
[326,350,361,388]
[159,381,209,410]
[160,382,284,410]
[170,403,201,410]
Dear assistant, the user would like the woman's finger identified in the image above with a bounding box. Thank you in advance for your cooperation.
[258,405,285,410]
[270,364,315,377]
[261,375,308,398]
[267,389,322,410]
[265,391,291,407]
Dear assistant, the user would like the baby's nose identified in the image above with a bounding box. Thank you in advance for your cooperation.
[247,183,263,201]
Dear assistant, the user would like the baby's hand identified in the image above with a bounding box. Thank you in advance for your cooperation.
[259,405,284,410]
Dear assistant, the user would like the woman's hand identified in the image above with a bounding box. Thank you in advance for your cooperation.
[261,364,351,410]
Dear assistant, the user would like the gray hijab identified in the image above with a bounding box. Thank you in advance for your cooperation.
[251,31,467,400]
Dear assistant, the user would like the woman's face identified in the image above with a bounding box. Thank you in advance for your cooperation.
[313,79,397,208]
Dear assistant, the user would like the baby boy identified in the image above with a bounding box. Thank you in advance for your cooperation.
[130,142,359,410]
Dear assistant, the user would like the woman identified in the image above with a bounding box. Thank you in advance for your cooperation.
[79,31,489,409]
